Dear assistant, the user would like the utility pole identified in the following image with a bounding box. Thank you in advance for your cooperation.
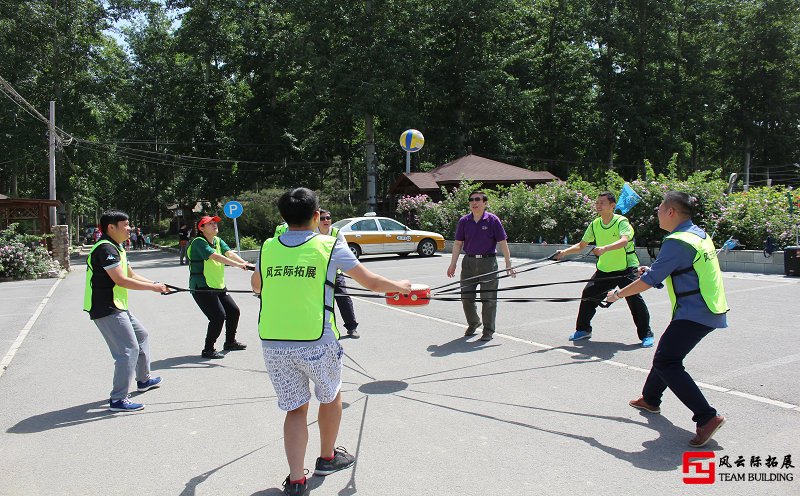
[49,101,56,226]
[365,113,377,212]
[743,135,751,192]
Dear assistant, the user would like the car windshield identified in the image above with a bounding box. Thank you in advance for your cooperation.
[331,219,350,229]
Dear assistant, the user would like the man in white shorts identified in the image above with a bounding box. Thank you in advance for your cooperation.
[252,187,411,496]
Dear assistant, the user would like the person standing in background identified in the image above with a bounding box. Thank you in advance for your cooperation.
[446,190,515,342]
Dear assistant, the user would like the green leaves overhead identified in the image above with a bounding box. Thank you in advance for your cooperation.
[1,0,799,228]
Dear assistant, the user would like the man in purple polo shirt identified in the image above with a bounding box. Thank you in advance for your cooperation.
[446,190,515,341]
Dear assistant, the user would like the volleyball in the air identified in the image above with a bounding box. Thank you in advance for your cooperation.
[400,129,425,152]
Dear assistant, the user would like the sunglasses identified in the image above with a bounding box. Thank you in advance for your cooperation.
[469,197,485,202]
[320,216,332,221]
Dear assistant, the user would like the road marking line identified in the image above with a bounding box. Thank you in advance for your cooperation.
[355,295,799,412]
[0,278,62,379]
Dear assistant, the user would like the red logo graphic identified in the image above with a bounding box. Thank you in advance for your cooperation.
[683,451,716,484]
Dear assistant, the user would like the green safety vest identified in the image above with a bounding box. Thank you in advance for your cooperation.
[664,230,729,317]
[83,239,128,312]
[188,236,226,289]
[258,234,339,341]
[590,214,638,272]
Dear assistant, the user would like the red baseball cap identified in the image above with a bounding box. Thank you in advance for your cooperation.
[197,215,221,228]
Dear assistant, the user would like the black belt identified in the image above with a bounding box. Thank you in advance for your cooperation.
[465,254,496,258]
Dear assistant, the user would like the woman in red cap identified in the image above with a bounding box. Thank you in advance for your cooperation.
[188,215,252,359]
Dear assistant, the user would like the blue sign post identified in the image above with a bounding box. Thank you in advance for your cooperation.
[223,201,243,252]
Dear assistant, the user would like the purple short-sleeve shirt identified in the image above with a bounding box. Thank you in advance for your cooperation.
[455,212,508,255]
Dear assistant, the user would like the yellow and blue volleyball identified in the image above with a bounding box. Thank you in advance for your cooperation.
[400,129,425,152]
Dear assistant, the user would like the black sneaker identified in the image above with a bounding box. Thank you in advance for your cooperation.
[201,349,224,359]
[314,447,355,476]
[223,340,247,351]
[281,474,308,496]
[347,329,360,339]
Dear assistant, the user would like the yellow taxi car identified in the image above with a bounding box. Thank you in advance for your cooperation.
[331,214,446,259]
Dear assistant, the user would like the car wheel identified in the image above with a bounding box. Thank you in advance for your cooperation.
[348,243,362,259]
[417,238,436,257]
[398,252,410,257]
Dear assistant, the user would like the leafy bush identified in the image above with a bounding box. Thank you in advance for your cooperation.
[0,224,61,280]
[712,187,799,250]
[217,189,365,245]
[411,165,798,251]
[238,236,261,250]
[396,194,434,229]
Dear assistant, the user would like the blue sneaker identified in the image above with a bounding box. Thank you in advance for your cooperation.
[109,396,144,412]
[641,336,655,348]
[136,376,163,392]
[569,330,592,341]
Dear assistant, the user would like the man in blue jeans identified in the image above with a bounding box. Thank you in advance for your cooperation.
[605,191,728,447]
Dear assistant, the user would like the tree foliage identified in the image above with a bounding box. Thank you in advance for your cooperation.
[1,0,798,233]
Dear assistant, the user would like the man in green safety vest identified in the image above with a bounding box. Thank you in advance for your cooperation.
[251,188,411,496]
[555,191,653,347]
[605,191,728,447]
[83,210,167,412]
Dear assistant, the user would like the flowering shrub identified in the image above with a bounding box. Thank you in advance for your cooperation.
[396,194,434,229]
[712,187,799,250]
[413,167,798,250]
[0,224,61,280]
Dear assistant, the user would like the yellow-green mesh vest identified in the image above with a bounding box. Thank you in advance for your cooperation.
[83,239,128,312]
[188,236,225,289]
[258,234,339,341]
[591,214,638,272]
[664,230,729,317]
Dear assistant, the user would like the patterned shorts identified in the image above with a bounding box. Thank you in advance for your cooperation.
[262,341,344,411]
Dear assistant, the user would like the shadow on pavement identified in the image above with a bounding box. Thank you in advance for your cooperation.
[151,354,223,370]
[8,396,275,434]
[396,393,700,471]
[6,399,114,433]
[426,336,500,357]
[563,340,643,361]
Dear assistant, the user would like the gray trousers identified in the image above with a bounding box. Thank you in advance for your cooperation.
[93,311,151,400]
[460,256,499,334]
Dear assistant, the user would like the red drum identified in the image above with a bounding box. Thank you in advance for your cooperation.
[385,284,431,306]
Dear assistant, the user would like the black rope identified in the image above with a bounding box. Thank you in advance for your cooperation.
[437,274,632,296]
[434,249,596,294]
[161,284,255,295]
[353,291,614,308]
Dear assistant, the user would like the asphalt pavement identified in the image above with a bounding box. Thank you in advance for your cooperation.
[1,249,799,496]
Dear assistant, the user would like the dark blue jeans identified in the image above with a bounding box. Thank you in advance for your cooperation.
[642,319,717,426]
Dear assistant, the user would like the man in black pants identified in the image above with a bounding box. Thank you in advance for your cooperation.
[555,192,653,347]
[317,209,359,338]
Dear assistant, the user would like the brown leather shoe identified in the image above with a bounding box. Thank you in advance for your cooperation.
[629,396,661,414]
[464,327,479,336]
[689,415,725,447]
[479,333,494,342]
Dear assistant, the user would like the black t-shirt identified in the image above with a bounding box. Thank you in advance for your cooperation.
[87,236,126,320]
[178,228,191,242]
